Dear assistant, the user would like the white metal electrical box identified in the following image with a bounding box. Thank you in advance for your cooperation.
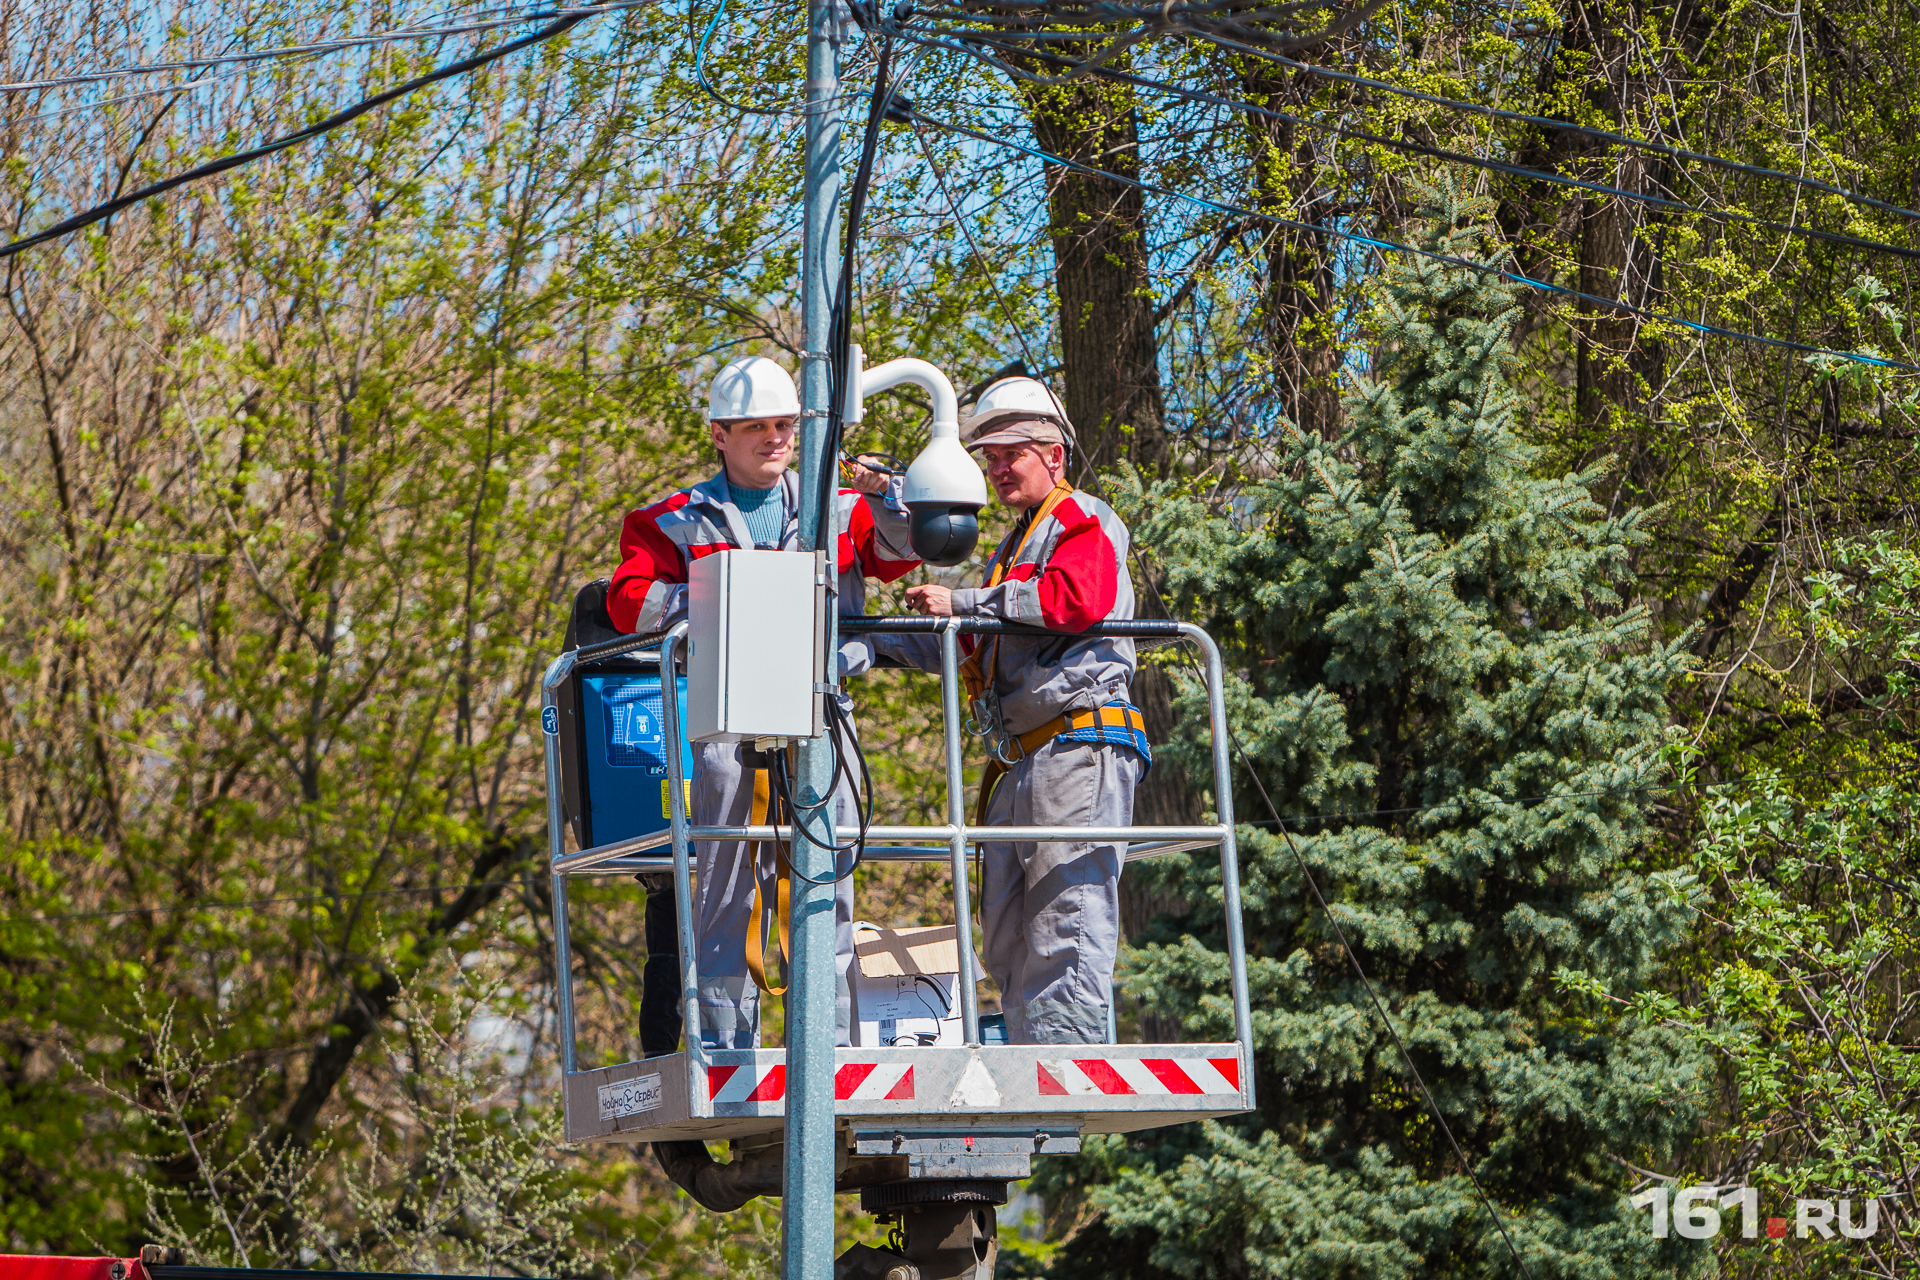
[686,549,821,743]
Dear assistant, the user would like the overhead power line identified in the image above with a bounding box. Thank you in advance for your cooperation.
[925,28,1920,265]
[693,0,793,115]
[901,103,1920,375]
[913,0,1346,21]
[0,11,594,262]
[904,97,1908,1260]
[1205,34,1920,224]
[0,1,647,92]
[915,14,1920,224]
[18,59,313,125]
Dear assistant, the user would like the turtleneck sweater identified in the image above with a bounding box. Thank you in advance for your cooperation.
[723,474,787,547]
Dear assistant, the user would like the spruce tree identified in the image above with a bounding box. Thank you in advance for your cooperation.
[1056,176,1708,1279]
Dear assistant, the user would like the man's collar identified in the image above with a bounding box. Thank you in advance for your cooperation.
[692,469,800,509]
[1015,478,1072,518]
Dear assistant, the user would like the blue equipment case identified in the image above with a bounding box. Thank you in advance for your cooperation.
[574,667,693,849]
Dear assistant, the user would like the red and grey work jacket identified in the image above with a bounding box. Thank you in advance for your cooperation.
[875,483,1137,735]
[608,470,919,675]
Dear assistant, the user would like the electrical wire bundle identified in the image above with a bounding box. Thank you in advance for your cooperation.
[764,696,877,883]
[0,6,604,262]
[814,26,913,546]
[766,19,909,880]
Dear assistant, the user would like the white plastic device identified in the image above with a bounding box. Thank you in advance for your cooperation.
[843,345,986,566]
[686,549,823,743]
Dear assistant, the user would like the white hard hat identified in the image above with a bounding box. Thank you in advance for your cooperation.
[707,356,800,421]
[960,376,1076,451]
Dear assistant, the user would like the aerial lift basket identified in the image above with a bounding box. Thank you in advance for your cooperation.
[539,612,1256,1164]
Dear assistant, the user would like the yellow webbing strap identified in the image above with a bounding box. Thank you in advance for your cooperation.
[1017,704,1147,756]
[973,705,1149,825]
[959,481,1075,701]
[975,759,1008,828]
[743,768,792,996]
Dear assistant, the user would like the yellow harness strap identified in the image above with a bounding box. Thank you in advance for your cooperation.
[1017,704,1147,756]
[743,768,792,996]
[959,481,1075,701]
[974,705,1149,825]
[975,759,1007,827]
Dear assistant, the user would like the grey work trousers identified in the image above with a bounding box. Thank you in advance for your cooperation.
[690,730,857,1050]
[980,738,1145,1045]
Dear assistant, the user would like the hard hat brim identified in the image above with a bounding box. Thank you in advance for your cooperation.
[961,413,1072,451]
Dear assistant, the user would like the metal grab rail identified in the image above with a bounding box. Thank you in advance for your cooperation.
[540,615,1254,1111]
[557,837,1223,875]
[552,825,1229,874]
[839,616,1187,637]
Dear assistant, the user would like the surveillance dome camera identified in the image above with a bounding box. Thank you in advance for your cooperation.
[845,350,986,567]
[903,435,986,566]
[907,507,979,567]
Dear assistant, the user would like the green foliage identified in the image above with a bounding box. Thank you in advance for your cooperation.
[1606,539,1920,1276]
[1066,175,1705,1278]
[0,0,1034,1265]
[121,965,599,1275]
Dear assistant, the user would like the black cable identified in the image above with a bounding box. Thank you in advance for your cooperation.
[842,449,907,477]
[913,0,1329,21]
[0,2,639,91]
[825,72,1885,1246]
[940,27,1920,265]
[766,700,876,884]
[908,15,1920,224]
[1236,737,1541,1280]
[910,116,1046,372]
[818,35,904,549]
[692,0,797,116]
[899,102,1920,375]
[0,11,590,262]
[835,695,879,865]
[914,0,1333,19]
[1206,32,1920,225]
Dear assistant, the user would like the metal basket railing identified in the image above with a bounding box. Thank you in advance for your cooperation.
[540,615,1252,1112]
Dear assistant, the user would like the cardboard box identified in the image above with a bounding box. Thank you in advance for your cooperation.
[849,923,980,1047]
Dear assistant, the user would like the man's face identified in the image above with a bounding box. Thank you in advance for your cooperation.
[977,440,1065,511]
[712,415,797,488]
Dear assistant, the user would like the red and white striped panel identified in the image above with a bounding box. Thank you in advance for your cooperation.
[1037,1056,1240,1097]
[835,1062,916,1101]
[707,1062,914,1104]
[708,1063,786,1104]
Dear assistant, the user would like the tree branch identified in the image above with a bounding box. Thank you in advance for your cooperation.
[274,828,533,1148]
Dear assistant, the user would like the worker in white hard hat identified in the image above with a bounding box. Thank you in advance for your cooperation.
[875,375,1148,1046]
[608,354,917,1210]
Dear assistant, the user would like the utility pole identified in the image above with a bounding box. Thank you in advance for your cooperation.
[788,0,842,1271]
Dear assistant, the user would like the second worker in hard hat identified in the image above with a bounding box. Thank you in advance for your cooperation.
[608,354,917,1059]
[884,375,1147,1046]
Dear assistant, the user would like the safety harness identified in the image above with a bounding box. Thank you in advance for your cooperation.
[963,481,1150,822]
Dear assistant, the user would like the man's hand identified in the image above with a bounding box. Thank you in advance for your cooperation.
[905,585,954,616]
[842,455,891,496]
